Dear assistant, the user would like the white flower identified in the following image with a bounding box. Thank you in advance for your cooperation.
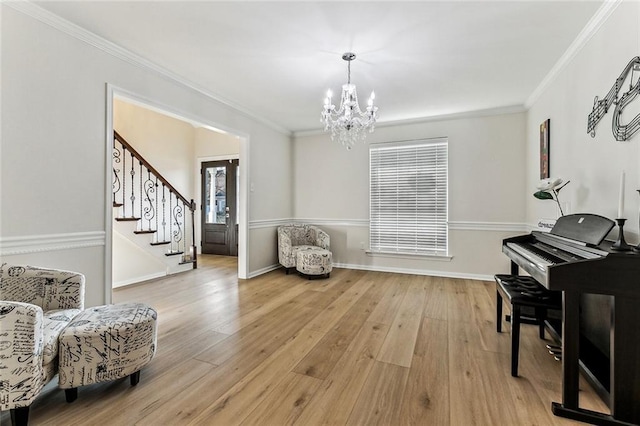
[537,177,563,191]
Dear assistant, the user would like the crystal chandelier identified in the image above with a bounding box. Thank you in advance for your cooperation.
[321,52,378,150]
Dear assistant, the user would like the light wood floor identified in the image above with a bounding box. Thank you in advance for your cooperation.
[2,255,608,425]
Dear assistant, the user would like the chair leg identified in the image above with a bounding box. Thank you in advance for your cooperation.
[10,407,29,426]
[130,370,141,386]
[511,304,521,377]
[536,307,546,339]
[496,289,503,333]
[65,388,78,403]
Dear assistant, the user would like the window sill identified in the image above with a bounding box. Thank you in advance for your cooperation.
[365,250,453,262]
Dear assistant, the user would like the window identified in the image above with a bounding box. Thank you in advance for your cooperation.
[369,138,448,256]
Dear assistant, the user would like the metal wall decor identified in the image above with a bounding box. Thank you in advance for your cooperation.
[587,56,640,141]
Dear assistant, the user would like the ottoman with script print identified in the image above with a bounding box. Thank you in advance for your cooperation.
[57,302,157,402]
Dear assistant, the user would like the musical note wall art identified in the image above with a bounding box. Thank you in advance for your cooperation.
[587,56,640,141]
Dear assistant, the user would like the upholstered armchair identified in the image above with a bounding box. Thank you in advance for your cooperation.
[277,224,330,273]
[0,264,85,426]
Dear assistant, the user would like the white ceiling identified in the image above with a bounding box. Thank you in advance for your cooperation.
[34,1,604,134]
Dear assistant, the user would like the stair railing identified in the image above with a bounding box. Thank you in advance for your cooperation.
[112,130,197,268]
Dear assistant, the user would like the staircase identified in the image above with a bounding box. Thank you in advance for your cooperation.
[112,130,196,285]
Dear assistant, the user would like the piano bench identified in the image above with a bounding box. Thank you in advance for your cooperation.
[494,274,562,377]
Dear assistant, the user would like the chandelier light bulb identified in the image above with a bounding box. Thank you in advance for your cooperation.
[321,52,379,150]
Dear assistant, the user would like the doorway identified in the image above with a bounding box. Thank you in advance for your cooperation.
[201,159,239,256]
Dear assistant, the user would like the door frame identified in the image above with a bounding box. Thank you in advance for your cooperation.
[105,84,250,304]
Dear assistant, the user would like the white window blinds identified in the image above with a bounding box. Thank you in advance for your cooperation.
[369,138,448,255]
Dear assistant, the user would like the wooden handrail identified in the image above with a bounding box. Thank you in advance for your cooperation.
[114,130,195,211]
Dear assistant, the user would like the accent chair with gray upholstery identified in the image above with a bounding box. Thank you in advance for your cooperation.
[0,264,85,426]
[277,224,332,278]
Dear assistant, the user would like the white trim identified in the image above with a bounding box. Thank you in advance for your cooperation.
[113,271,167,289]
[525,0,622,108]
[105,84,115,304]
[238,135,250,279]
[333,263,493,282]
[0,232,106,256]
[199,154,240,163]
[293,218,370,228]
[448,221,527,232]
[246,261,492,282]
[366,251,453,261]
[6,0,290,136]
[247,218,527,232]
[293,105,525,138]
[247,263,281,279]
[249,219,294,229]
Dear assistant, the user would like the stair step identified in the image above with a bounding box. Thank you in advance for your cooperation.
[150,241,171,246]
[134,230,156,235]
[115,217,140,222]
[113,202,123,208]
[179,259,196,265]
[165,251,184,257]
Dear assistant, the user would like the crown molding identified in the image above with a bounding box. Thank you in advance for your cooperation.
[292,104,526,138]
[525,0,622,108]
[5,0,291,136]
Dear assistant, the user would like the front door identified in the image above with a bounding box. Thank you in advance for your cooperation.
[201,160,238,256]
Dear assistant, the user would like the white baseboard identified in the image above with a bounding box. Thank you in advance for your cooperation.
[248,262,492,282]
[113,271,167,288]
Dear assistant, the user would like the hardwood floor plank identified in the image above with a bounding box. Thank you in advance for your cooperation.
[239,372,323,426]
[186,328,324,425]
[294,321,391,426]
[422,275,449,320]
[367,273,407,325]
[397,317,449,425]
[346,361,410,425]
[376,275,428,367]
[302,273,375,333]
[293,279,387,379]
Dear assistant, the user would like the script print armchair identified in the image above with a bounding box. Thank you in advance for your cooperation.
[277,224,330,273]
[0,264,84,426]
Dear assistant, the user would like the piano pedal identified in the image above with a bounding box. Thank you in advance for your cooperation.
[554,355,562,361]
[546,344,561,351]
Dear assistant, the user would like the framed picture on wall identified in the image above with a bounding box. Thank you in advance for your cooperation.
[540,119,550,179]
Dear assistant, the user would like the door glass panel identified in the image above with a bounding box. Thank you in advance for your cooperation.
[236,165,240,225]
[205,166,227,224]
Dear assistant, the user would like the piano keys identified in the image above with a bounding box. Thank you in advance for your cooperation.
[502,213,640,425]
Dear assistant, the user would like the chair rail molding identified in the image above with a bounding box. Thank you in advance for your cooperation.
[0,231,106,256]
[448,221,527,232]
[249,218,526,232]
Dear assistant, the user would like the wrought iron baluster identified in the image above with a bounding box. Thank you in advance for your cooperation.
[112,143,121,203]
[142,168,155,231]
[162,184,167,243]
[122,146,127,216]
[173,198,184,254]
[130,152,136,218]
[139,161,143,228]
[154,176,159,241]
[169,191,173,252]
